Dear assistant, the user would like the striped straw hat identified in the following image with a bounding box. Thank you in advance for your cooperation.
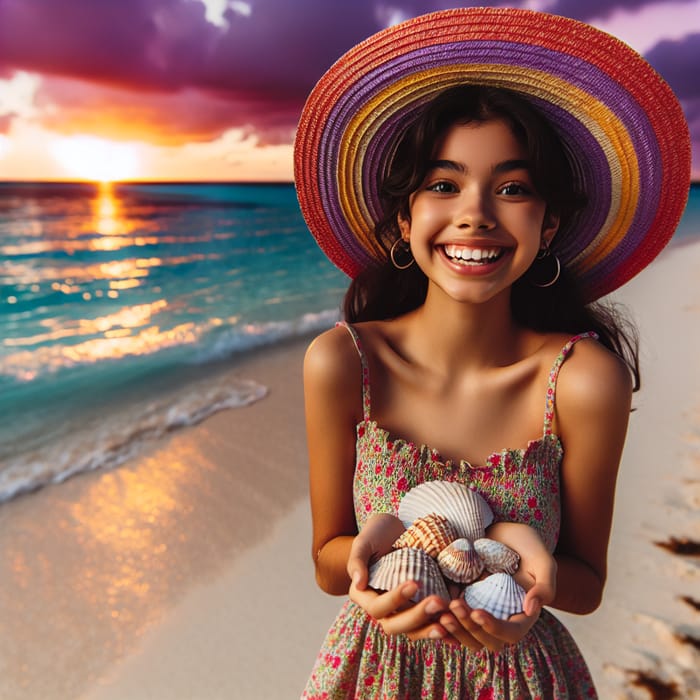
[294,7,691,302]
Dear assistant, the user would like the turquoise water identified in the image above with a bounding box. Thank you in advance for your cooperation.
[0,181,698,502]
[0,182,346,500]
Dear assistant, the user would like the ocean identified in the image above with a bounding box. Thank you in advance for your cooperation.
[0,181,347,502]
[1,181,699,503]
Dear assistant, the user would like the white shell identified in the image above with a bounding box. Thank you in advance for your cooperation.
[393,513,459,558]
[437,538,484,583]
[369,547,449,602]
[473,538,520,575]
[398,481,494,541]
[463,572,526,621]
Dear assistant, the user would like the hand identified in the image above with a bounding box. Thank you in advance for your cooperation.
[439,525,558,653]
[439,595,544,653]
[485,521,558,616]
[349,578,451,639]
[347,513,451,640]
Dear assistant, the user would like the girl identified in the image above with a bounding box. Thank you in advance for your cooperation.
[294,8,690,699]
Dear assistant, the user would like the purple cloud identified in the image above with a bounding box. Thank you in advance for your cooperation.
[549,0,695,22]
[645,33,700,99]
[0,0,402,141]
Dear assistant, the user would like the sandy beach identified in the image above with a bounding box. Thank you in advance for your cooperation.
[1,240,699,700]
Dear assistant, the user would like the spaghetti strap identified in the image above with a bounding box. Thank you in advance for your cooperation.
[335,321,371,421]
[543,332,599,436]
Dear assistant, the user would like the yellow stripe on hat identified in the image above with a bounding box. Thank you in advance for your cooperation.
[336,65,640,275]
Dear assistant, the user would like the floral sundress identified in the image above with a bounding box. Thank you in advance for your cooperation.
[302,322,598,699]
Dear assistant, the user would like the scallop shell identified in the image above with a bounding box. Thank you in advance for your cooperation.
[398,481,494,541]
[368,547,449,602]
[392,513,460,558]
[473,538,520,575]
[463,572,526,620]
[437,538,485,584]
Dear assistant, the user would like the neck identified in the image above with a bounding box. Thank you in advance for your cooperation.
[405,283,523,372]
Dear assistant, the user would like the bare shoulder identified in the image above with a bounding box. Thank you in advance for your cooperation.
[304,325,360,385]
[555,336,633,424]
[303,325,365,419]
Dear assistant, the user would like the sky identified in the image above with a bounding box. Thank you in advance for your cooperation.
[0,0,698,182]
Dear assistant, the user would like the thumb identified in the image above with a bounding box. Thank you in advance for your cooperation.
[347,554,371,590]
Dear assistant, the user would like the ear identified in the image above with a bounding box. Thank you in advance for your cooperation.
[397,213,411,241]
[541,210,560,247]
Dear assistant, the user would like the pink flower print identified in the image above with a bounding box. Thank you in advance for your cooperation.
[396,476,408,492]
[364,675,375,687]
[487,453,501,468]
[534,509,543,521]
[386,441,394,451]
[375,485,384,498]
[528,496,538,509]
[358,425,365,438]
[385,464,394,477]
[330,655,341,669]
[375,464,382,475]
[478,688,495,700]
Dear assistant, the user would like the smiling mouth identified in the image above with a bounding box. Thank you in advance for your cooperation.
[441,244,506,266]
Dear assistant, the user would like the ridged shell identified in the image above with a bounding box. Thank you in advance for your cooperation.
[473,538,520,575]
[392,513,459,558]
[463,573,526,620]
[437,538,485,584]
[368,547,449,602]
[398,481,494,541]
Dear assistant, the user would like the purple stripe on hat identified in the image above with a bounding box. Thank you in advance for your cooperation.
[315,39,662,272]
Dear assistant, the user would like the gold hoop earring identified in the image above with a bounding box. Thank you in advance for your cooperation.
[390,238,414,270]
[530,244,561,288]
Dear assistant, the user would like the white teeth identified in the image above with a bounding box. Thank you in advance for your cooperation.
[443,245,502,263]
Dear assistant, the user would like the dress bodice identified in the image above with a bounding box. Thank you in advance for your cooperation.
[338,322,597,553]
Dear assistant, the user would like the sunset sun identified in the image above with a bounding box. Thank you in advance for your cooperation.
[50,136,141,182]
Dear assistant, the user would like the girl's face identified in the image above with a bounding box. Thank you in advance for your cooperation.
[399,119,559,306]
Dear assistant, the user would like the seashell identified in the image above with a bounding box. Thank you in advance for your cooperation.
[463,572,526,621]
[474,538,520,575]
[392,513,460,558]
[398,481,494,541]
[368,547,449,603]
[437,538,485,584]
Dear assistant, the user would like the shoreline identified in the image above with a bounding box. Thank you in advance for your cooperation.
[1,241,699,699]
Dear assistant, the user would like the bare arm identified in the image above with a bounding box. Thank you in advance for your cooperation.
[304,327,363,595]
[551,340,633,614]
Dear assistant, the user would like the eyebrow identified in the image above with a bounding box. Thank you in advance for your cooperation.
[426,158,531,175]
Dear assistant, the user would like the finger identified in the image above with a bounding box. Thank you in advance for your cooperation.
[471,608,539,647]
[346,538,374,586]
[445,601,506,653]
[523,589,544,617]
[406,622,451,642]
[351,581,419,620]
[346,555,369,590]
[380,594,449,636]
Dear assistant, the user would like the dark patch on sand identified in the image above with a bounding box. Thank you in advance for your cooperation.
[627,670,680,699]
[653,537,700,556]
[679,595,700,612]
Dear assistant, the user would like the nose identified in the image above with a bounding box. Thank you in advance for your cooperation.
[453,187,496,230]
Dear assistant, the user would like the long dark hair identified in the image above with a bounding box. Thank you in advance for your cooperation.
[343,85,640,389]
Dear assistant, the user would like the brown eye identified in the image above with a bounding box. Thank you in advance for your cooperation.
[498,182,531,196]
[426,181,457,194]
